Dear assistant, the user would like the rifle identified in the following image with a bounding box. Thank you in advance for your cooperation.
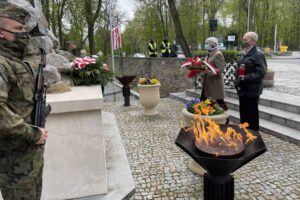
[32,48,51,128]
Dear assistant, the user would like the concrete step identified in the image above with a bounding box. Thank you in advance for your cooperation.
[170,90,300,145]
[185,89,201,99]
[186,88,300,115]
[169,91,194,103]
[225,89,300,115]
[225,97,300,131]
[227,109,300,145]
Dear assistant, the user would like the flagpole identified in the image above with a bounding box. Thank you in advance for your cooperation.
[109,1,116,102]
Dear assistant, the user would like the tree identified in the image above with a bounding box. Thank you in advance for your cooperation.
[42,0,67,46]
[167,0,191,57]
[83,0,102,55]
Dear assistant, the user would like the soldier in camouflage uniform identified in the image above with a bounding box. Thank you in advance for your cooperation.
[0,2,48,200]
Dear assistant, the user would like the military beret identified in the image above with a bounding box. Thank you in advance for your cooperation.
[0,2,30,25]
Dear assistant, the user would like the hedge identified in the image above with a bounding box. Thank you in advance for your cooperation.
[193,50,239,63]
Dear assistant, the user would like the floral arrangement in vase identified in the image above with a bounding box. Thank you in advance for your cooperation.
[138,77,160,85]
[185,98,225,116]
[69,57,114,86]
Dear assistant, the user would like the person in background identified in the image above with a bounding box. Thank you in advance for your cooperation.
[160,36,171,57]
[200,37,227,111]
[148,39,157,57]
[0,3,48,199]
[235,32,267,132]
[67,41,79,57]
[170,40,177,57]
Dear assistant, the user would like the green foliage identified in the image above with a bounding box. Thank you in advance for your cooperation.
[70,59,114,86]
[221,50,239,63]
[192,50,238,63]
[193,50,208,58]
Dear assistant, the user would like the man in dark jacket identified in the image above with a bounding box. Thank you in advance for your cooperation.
[235,32,267,131]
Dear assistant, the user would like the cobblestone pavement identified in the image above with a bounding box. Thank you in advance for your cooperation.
[266,59,300,96]
[103,96,300,200]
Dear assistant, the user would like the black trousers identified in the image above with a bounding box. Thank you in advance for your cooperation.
[239,96,260,131]
[200,89,228,111]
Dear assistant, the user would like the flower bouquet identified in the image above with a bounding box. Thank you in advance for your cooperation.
[138,77,160,85]
[182,97,228,126]
[70,57,114,86]
[186,98,225,116]
[180,57,220,78]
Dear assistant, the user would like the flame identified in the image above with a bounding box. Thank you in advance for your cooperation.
[182,115,257,156]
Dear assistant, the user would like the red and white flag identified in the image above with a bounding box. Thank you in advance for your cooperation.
[111,25,122,50]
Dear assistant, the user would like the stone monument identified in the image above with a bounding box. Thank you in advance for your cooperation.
[8,0,73,87]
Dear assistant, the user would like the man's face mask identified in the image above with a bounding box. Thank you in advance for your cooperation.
[241,41,250,49]
[0,27,30,48]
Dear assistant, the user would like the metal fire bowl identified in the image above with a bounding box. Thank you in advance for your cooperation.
[175,124,267,175]
[116,75,136,86]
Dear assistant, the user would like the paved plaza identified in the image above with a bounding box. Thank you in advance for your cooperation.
[101,55,300,199]
[102,97,299,200]
[266,56,300,96]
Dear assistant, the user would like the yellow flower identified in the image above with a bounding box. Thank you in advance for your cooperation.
[151,79,160,84]
[138,77,160,85]
[205,98,211,105]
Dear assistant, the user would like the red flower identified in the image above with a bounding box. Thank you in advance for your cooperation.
[187,69,202,78]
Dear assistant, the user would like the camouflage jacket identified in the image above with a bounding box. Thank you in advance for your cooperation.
[0,48,41,152]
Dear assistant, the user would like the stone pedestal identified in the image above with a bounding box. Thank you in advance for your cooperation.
[42,86,106,199]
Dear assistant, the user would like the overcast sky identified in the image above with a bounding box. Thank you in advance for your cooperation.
[117,0,135,20]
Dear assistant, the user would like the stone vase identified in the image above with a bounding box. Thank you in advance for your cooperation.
[138,83,161,115]
[182,108,229,175]
[182,108,229,126]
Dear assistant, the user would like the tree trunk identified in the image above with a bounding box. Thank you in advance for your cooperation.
[84,0,102,55]
[57,0,67,47]
[88,25,95,55]
[167,0,191,57]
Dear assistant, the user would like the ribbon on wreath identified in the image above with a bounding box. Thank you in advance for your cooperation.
[73,57,97,69]
[202,60,220,75]
[180,57,203,69]
[180,57,220,76]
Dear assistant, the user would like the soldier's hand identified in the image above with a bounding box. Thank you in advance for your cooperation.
[36,128,48,145]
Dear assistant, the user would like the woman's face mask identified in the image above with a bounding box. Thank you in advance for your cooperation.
[204,43,211,51]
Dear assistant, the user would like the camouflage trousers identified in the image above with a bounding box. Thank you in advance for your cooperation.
[0,165,43,200]
[0,146,44,200]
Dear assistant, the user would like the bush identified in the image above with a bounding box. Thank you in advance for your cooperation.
[192,50,239,63]
[221,50,239,63]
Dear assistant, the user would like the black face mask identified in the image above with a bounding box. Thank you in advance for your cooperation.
[241,41,250,49]
[0,28,30,58]
[0,27,30,39]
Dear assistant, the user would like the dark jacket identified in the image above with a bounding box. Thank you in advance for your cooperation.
[235,46,267,97]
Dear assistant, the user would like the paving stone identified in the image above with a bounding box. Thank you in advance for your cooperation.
[102,83,300,200]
